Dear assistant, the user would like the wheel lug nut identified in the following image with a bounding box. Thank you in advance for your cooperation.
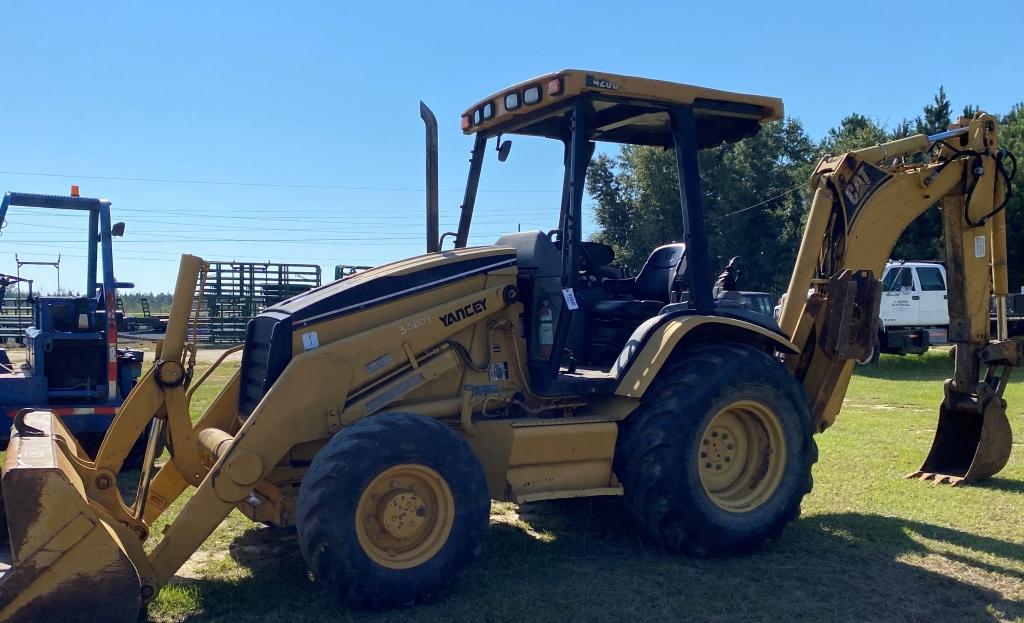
[711,431,718,438]
[727,444,734,450]
[705,462,712,469]
[715,464,722,470]
[702,439,709,446]
[724,457,731,463]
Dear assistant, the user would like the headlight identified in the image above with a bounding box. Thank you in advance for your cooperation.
[523,85,541,105]
[504,92,520,111]
[482,101,494,120]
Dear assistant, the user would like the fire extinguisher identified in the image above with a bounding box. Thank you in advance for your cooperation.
[538,299,554,358]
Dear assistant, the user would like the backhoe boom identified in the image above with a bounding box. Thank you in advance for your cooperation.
[779,113,1018,483]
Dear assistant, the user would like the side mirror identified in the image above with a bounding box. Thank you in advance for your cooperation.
[497,140,512,162]
[112,222,126,237]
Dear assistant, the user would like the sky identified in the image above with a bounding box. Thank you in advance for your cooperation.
[0,1,1021,294]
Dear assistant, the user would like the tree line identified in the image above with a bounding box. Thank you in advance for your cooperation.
[587,89,1024,296]
[118,292,173,314]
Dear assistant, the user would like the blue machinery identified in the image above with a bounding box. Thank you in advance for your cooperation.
[0,190,143,448]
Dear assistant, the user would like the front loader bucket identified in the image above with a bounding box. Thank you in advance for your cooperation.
[0,411,141,623]
[911,399,1013,485]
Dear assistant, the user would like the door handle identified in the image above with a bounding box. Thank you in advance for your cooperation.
[912,295,920,300]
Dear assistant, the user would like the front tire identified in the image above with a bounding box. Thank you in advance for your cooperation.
[296,413,489,609]
[614,342,816,556]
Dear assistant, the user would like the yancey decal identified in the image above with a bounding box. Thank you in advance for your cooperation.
[439,298,487,327]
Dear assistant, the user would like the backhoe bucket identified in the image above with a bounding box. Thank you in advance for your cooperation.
[0,411,141,623]
[911,399,1013,485]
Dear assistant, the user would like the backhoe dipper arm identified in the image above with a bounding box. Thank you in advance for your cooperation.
[778,113,1017,483]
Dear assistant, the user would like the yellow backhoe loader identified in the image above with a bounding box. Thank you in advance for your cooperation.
[0,70,1018,621]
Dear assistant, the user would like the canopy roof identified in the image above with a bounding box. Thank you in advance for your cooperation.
[462,70,784,148]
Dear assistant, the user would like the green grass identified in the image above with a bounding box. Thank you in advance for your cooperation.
[137,349,1024,623]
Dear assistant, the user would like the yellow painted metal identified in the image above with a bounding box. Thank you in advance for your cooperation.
[698,400,786,512]
[162,254,207,363]
[144,370,241,524]
[780,114,1015,483]
[354,464,455,570]
[614,315,798,398]
[781,115,1009,428]
[197,428,235,459]
[0,413,141,623]
[467,418,620,502]
[850,132,931,163]
[464,69,783,136]
[0,254,207,619]
[779,186,833,339]
[186,344,244,403]
[341,349,461,426]
[991,207,1009,338]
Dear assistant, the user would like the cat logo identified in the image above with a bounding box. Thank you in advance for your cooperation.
[841,162,890,223]
[586,75,621,90]
[439,298,487,327]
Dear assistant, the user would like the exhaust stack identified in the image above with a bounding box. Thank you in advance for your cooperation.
[420,102,440,253]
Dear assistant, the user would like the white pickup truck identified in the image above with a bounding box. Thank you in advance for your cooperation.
[773,260,1022,363]
[876,261,950,359]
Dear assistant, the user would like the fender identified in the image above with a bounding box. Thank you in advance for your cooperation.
[612,314,798,398]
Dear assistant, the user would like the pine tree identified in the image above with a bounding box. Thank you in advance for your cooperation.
[915,86,953,135]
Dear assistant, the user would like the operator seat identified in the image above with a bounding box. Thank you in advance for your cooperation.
[592,243,686,321]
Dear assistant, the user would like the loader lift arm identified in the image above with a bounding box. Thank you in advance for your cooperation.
[778,113,1018,483]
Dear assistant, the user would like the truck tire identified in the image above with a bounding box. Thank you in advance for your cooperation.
[296,413,489,609]
[856,334,881,366]
[614,342,817,556]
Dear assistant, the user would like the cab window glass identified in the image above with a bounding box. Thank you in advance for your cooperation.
[883,267,913,291]
[916,267,945,291]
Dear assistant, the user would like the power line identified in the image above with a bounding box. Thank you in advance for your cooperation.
[1,218,554,236]
[0,169,559,194]
[711,185,805,220]
[3,206,591,224]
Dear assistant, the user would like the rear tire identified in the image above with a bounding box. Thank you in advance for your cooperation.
[614,342,817,556]
[296,413,489,609]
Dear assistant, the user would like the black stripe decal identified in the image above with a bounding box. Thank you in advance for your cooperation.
[291,256,516,329]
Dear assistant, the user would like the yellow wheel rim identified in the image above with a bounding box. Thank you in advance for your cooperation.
[354,464,454,569]
[698,400,787,513]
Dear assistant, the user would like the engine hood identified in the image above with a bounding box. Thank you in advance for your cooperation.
[266,246,517,330]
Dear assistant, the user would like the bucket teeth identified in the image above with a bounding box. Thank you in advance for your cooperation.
[0,411,142,623]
